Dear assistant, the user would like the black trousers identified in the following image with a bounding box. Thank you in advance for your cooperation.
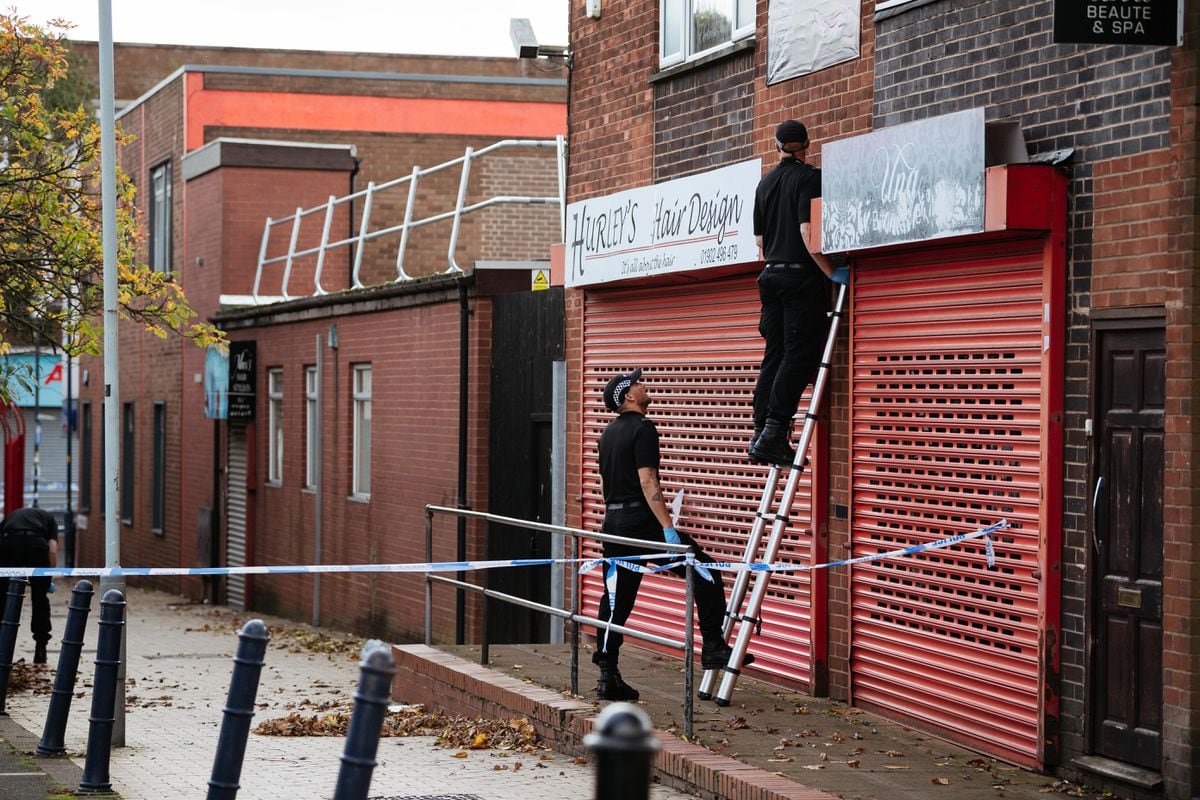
[753,264,830,428]
[0,534,52,644]
[592,505,726,666]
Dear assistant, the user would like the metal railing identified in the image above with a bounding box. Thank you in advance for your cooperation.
[249,136,566,303]
[423,504,697,737]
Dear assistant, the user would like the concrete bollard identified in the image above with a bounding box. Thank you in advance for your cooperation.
[37,580,96,756]
[584,702,661,800]
[0,577,29,715]
[77,589,126,794]
[331,640,396,800]
[206,619,271,800]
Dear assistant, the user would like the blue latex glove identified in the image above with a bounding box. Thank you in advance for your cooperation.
[830,266,850,285]
[663,527,682,545]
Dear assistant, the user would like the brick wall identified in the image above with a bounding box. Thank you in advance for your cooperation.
[874,0,1197,791]
[218,283,492,643]
[478,152,562,262]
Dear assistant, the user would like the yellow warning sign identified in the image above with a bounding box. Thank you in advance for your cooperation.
[531,269,550,291]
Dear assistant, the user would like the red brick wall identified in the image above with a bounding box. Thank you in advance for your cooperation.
[227,288,492,642]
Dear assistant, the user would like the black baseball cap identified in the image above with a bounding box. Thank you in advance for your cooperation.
[603,368,643,412]
[775,119,808,148]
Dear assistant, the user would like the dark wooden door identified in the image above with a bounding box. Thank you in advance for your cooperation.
[1091,325,1164,770]
[486,287,564,644]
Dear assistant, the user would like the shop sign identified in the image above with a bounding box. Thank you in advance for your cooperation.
[821,107,986,252]
[1053,0,1182,46]
[565,159,761,289]
[227,341,256,421]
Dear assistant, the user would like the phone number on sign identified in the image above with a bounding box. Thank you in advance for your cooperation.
[700,243,738,263]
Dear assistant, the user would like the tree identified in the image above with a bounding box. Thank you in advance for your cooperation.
[0,13,224,401]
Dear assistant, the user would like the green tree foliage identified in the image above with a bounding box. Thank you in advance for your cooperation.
[0,13,224,399]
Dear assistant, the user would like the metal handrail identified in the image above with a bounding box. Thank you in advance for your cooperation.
[423,504,697,737]
[250,137,566,303]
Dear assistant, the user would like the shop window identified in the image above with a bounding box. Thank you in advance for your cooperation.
[660,0,755,68]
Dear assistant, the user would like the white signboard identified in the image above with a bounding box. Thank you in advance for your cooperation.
[565,159,762,289]
[767,0,860,86]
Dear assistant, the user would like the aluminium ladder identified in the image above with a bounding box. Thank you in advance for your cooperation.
[697,282,848,706]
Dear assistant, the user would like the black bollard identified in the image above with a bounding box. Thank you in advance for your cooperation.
[0,577,29,715]
[331,640,396,800]
[37,580,96,756]
[77,589,126,794]
[584,702,660,800]
[206,619,271,800]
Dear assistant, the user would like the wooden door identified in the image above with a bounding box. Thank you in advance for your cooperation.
[1091,324,1164,770]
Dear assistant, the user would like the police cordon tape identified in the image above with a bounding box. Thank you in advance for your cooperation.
[0,520,1006,581]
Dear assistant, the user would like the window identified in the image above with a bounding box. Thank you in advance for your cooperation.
[305,366,318,489]
[268,368,283,484]
[121,402,134,524]
[352,364,371,497]
[99,401,105,513]
[149,160,172,272]
[152,402,166,533]
[660,0,755,67]
[80,402,92,512]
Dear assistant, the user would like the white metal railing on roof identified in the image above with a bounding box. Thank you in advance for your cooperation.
[244,136,566,304]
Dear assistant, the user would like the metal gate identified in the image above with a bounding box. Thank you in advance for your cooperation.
[848,242,1049,766]
[581,274,824,686]
[226,423,248,610]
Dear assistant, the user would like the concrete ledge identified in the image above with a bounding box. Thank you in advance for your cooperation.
[391,643,836,800]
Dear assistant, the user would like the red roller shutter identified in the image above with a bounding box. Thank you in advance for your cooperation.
[848,240,1052,767]
[581,274,825,687]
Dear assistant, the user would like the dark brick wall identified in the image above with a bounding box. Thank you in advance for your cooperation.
[875,0,1197,792]
[653,49,755,181]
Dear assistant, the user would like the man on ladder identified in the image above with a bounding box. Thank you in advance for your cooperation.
[750,119,848,466]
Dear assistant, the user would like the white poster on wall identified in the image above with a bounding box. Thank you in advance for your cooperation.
[767,0,860,85]
[565,159,762,289]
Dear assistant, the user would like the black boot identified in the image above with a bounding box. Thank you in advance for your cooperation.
[748,423,765,464]
[596,664,640,701]
[749,418,795,467]
[33,641,47,665]
[701,640,755,671]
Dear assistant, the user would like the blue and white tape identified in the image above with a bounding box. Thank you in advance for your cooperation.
[0,552,681,581]
[701,519,1007,574]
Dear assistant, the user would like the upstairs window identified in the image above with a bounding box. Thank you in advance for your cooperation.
[661,0,755,68]
[149,160,172,273]
[352,364,371,497]
[268,368,283,484]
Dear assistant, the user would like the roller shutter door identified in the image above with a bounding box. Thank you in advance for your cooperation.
[226,423,248,611]
[849,243,1046,766]
[582,275,824,686]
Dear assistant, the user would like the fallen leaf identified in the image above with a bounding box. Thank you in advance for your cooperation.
[819,752,828,761]
[884,765,910,770]
[452,751,468,759]
[802,764,826,770]
[727,717,750,730]
[847,759,860,768]
[932,777,951,785]
[886,749,904,757]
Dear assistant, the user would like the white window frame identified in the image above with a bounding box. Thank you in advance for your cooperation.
[268,368,283,485]
[660,0,756,69]
[305,366,318,490]
[351,364,371,498]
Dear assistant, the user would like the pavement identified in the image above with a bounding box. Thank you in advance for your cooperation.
[0,586,691,800]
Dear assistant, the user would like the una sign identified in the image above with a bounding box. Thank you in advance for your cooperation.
[564,159,761,289]
[1054,0,1182,46]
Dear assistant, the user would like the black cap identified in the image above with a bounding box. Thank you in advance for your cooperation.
[603,368,642,412]
[775,119,808,148]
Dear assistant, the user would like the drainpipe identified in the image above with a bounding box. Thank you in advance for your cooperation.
[347,155,362,289]
[455,278,471,644]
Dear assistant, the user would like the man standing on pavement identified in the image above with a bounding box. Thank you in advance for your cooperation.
[0,506,59,663]
[592,368,752,701]
[749,119,848,467]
